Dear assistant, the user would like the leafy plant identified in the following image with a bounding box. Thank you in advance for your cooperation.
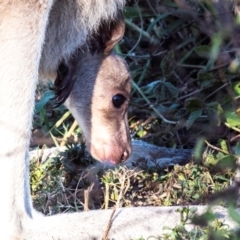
[31,0,240,238]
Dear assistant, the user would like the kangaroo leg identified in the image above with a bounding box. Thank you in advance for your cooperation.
[0,1,54,239]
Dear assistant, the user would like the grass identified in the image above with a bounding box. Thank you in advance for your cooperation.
[30,144,237,239]
[30,144,233,211]
[31,0,240,239]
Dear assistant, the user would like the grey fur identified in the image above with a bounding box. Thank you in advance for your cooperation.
[40,0,125,77]
[0,1,132,239]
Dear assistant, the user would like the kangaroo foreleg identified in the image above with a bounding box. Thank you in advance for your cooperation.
[0,1,54,238]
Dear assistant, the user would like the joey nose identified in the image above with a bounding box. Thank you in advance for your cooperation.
[89,141,132,165]
[120,148,131,163]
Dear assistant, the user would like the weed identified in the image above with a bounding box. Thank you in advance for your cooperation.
[31,0,240,238]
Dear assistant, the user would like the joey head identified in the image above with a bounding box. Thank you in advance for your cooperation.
[53,16,131,164]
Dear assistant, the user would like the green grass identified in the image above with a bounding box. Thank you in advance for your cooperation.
[31,0,240,238]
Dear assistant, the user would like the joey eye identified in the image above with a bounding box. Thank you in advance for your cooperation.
[112,94,126,108]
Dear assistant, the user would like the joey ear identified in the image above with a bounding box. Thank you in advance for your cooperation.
[88,12,125,55]
[52,49,81,107]
[104,15,125,55]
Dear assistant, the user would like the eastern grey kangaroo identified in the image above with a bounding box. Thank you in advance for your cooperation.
[0,1,132,239]
[1,1,237,239]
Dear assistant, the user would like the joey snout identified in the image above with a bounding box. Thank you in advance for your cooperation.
[62,53,131,165]
[88,115,132,164]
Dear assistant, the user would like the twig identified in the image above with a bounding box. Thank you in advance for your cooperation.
[204,140,229,155]
[84,183,94,211]
[102,208,116,240]
[203,82,229,102]
[132,80,177,124]
[125,19,151,40]
[225,122,240,133]
[60,120,78,146]
[104,183,110,210]
[74,171,86,211]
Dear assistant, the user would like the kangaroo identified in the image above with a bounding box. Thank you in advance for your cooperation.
[0,1,132,239]
[53,15,131,164]
[1,1,238,239]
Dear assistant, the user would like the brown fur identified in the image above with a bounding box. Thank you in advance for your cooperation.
[0,1,131,239]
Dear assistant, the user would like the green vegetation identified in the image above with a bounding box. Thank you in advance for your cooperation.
[31,0,240,239]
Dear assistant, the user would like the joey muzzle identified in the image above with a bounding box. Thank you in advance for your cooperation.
[88,134,132,164]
